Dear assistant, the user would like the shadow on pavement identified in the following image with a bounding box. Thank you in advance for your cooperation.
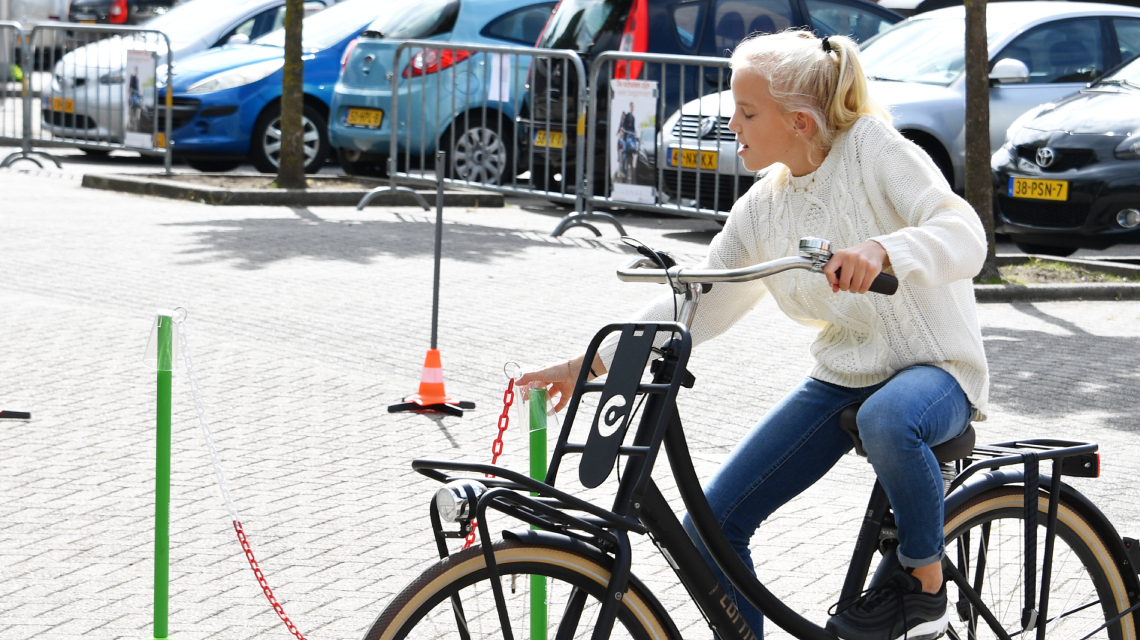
[167,207,582,269]
[984,302,1140,432]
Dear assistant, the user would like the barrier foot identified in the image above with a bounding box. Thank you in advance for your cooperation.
[0,150,63,169]
[356,185,431,211]
[551,211,627,238]
[0,410,31,420]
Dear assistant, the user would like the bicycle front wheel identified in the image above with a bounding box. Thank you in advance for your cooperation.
[944,486,1137,640]
[364,538,682,640]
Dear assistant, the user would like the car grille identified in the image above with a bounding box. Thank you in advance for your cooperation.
[672,115,734,141]
[661,168,755,212]
[1015,145,1096,172]
[42,109,97,129]
[997,196,1090,228]
[156,97,201,131]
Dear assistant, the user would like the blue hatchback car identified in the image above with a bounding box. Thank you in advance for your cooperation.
[166,0,392,172]
[330,0,555,181]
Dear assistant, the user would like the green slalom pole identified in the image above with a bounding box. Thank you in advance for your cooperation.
[529,388,548,640]
[154,312,173,640]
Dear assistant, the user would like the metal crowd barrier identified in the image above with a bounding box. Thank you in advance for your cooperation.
[0,21,46,167]
[357,40,587,211]
[25,23,173,172]
[552,51,751,236]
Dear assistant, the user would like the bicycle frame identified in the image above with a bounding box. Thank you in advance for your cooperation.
[412,252,1134,640]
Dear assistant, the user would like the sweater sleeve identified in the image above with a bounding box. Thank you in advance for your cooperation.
[860,119,987,287]
[596,191,770,370]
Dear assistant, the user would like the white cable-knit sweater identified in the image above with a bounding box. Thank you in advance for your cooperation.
[600,115,991,418]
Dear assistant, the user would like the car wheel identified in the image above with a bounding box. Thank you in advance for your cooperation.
[1013,241,1078,257]
[250,103,330,174]
[445,113,511,185]
[186,158,243,172]
[337,148,389,178]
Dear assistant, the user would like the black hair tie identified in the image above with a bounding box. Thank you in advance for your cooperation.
[821,36,832,53]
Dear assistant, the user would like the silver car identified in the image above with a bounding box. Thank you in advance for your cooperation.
[659,1,1140,208]
[41,0,331,145]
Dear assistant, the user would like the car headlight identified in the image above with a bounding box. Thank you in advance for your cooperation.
[1114,134,1140,160]
[434,479,487,523]
[1005,103,1054,144]
[99,69,124,85]
[186,59,283,94]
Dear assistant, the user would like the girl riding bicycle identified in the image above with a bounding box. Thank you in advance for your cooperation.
[519,30,989,640]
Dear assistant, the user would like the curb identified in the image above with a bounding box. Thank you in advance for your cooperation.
[80,173,504,207]
[975,283,1140,302]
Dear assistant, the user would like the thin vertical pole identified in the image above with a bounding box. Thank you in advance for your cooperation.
[431,150,444,350]
[154,312,173,640]
[529,388,548,640]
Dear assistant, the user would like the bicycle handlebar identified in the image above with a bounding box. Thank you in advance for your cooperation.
[617,237,900,296]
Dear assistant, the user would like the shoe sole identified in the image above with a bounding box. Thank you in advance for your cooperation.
[892,609,949,640]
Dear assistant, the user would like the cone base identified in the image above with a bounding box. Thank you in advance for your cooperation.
[389,395,476,417]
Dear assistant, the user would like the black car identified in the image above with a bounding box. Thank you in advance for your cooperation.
[68,0,183,25]
[993,55,1140,256]
[523,0,901,196]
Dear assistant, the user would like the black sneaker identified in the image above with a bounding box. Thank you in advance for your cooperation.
[826,567,948,640]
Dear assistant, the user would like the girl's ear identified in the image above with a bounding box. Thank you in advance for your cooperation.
[791,111,813,137]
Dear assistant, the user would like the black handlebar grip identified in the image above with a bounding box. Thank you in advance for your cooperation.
[833,269,899,295]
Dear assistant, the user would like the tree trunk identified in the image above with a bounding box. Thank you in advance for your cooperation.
[275,0,306,188]
[964,0,1000,281]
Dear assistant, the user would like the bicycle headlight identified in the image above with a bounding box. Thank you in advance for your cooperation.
[434,479,487,523]
[187,59,283,94]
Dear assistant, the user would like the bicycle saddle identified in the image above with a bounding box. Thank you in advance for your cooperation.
[838,404,976,463]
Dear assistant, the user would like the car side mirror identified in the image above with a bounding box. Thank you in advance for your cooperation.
[226,33,250,45]
[990,58,1029,85]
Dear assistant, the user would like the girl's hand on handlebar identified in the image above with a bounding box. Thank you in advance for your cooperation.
[516,354,607,413]
[823,240,890,294]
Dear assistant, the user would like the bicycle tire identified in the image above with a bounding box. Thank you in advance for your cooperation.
[364,538,682,640]
[944,486,1136,640]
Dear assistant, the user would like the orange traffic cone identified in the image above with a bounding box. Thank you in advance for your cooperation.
[388,349,475,417]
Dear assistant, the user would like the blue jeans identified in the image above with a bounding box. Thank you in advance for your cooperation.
[681,365,971,640]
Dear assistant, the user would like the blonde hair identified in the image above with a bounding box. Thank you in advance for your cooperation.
[730,30,890,155]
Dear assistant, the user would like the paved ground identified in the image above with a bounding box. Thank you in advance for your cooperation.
[1,161,1139,640]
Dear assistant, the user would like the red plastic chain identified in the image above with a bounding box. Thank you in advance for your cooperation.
[462,378,516,549]
[234,521,307,640]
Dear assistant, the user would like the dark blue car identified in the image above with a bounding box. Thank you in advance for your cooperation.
[166,0,391,172]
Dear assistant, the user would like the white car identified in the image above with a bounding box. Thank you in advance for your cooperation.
[659,1,1140,210]
[41,0,332,147]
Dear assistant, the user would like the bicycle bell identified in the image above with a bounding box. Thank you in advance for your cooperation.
[798,237,832,271]
[435,479,487,523]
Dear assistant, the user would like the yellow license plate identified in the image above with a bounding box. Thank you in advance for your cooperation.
[81,19,96,23]
[669,147,718,170]
[52,96,75,114]
[533,129,563,149]
[1008,177,1068,201]
[345,108,383,128]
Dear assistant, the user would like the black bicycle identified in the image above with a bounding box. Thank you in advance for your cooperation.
[365,238,1140,640]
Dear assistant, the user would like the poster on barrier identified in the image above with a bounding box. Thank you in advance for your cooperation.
[609,79,657,204]
[124,50,157,149]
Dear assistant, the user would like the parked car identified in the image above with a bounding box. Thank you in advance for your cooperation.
[163,0,389,172]
[41,0,334,147]
[329,0,555,181]
[992,54,1140,255]
[67,0,186,26]
[659,2,1140,211]
[525,0,902,195]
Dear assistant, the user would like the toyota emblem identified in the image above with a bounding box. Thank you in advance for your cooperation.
[1036,147,1057,168]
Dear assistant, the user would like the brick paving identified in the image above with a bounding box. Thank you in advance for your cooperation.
[1,165,1139,640]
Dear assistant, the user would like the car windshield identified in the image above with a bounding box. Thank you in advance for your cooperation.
[860,17,1009,86]
[256,0,381,49]
[363,0,459,39]
[537,0,632,53]
[143,0,266,42]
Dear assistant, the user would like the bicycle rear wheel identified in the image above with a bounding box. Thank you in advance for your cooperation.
[944,486,1136,640]
[364,538,682,640]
